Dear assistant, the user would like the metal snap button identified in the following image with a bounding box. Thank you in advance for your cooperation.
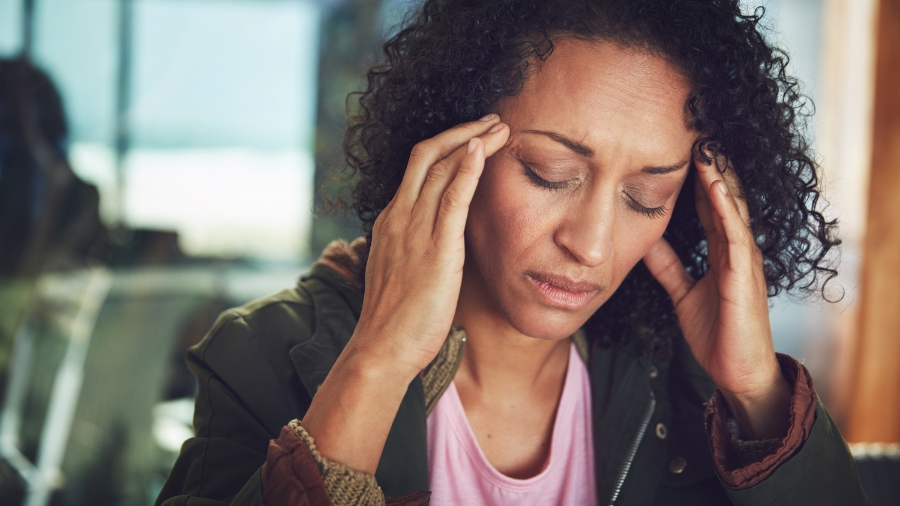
[655,422,667,440]
[649,365,658,379]
[669,457,687,474]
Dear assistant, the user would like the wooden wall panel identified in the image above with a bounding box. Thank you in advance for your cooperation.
[846,0,900,443]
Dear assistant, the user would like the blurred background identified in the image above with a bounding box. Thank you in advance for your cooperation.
[0,0,897,504]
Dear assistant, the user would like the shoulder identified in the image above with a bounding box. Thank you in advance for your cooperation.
[212,286,313,338]
[186,263,363,431]
[190,285,313,371]
[192,263,362,365]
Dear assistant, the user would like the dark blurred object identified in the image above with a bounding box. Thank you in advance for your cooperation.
[98,229,186,268]
[851,443,900,506]
[162,296,232,401]
[309,0,385,255]
[0,57,107,279]
[0,455,26,505]
[0,58,188,416]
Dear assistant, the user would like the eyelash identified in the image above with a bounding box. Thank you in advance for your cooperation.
[522,164,668,219]
[523,164,569,191]
[626,196,668,219]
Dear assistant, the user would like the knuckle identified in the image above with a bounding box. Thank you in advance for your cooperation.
[739,226,756,245]
[440,187,466,213]
[373,211,385,229]
[751,245,764,263]
[425,160,451,185]
[725,232,742,248]
[731,232,755,253]
[421,246,441,264]
[456,160,476,178]
[409,141,433,161]
[375,212,399,235]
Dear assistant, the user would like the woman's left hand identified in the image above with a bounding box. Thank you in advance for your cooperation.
[643,148,792,441]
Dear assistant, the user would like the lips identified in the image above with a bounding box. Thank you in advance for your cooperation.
[525,271,601,309]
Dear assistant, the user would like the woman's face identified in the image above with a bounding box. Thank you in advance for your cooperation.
[463,38,697,340]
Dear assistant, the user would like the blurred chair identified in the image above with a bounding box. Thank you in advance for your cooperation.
[0,264,303,506]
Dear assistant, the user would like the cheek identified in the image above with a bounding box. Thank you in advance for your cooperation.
[613,190,683,267]
[620,219,668,261]
[468,160,547,255]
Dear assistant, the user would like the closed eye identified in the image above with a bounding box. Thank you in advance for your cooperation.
[626,194,668,219]
[523,160,668,218]
[523,163,570,191]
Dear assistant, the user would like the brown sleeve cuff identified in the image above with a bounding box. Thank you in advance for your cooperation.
[704,353,817,490]
[261,424,333,506]
[261,421,429,506]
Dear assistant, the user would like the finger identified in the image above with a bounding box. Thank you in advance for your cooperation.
[709,179,755,264]
[710,184,727,236]
[716,155,752,228]
[694,147,727,207]
[433,137,485,243]
[643,237,695,306]
[697,149,749,229]
[414,123,509,225]
[694,149,743,236]
[693,167,715,236]
[394,115,501,211]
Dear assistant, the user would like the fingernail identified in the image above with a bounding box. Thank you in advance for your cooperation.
[468,138,478,153]
[488,122,504,134]
[479,113,496,122]
[718,181,728,195]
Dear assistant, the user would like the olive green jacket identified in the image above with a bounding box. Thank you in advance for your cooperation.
[156,263,869,506]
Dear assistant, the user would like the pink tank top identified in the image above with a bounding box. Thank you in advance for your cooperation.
[426,342,597,506]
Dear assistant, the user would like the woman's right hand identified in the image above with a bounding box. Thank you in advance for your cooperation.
[352,114,510,378]
[302,115,509,473]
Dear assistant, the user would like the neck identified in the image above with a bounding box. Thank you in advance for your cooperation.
[453,263,571,396]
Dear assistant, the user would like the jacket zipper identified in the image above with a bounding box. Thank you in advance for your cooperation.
[608,390,656,505]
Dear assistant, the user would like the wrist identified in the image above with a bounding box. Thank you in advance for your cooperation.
[301,340,417,474]
[347,318,443,378]
[720,367,792,440]
[343,328,426,383]
[339,340,421,389]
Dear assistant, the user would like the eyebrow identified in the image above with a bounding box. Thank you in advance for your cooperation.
[523,129,594,157]
[522,129,689,175]
[643,160,690,175]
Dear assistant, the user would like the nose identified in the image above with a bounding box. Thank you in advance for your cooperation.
[554,192,615,268]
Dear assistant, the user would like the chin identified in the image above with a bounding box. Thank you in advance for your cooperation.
[497,297,598,341]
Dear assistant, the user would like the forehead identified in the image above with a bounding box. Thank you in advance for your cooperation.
[498,39,695,158]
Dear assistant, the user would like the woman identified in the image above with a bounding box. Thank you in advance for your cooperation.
[156,0,867,505]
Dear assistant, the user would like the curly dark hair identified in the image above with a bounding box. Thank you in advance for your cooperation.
[341,0,839,354]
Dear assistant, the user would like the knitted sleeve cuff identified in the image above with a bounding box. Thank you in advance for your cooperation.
[725,418,782,468]
[261,419,385,506]
[704,353,818,490]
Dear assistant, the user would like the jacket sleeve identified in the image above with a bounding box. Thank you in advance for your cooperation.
[153,350,271,506]
[154,305,323,506]
[705,354,870,505]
